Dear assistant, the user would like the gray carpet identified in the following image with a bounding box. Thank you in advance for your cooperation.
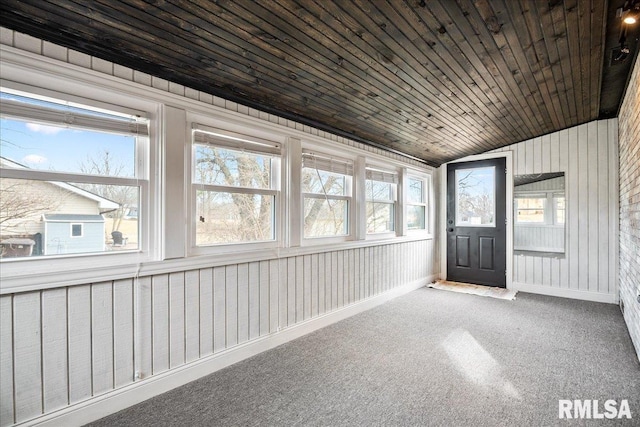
[89,289,640,426]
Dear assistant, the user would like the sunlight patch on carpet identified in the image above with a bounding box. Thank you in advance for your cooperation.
[428,280,517,300]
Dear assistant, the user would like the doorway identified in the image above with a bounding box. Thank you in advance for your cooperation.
[446,157,507,288]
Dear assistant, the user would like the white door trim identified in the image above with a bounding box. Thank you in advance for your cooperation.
[439,151,513,289]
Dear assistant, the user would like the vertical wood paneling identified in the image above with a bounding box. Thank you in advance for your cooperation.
[597,121,609,294]
[135,277,152,380]
[67,285,92,402]
[303,255,312,319]
[92,282,114,395]
[494,120,616,295]
[259,261,270,336]
[587,121,599,293]
[113,279,134,388]
[4,238,437,425]
[248,262,260,341]
[199,269,214,356]
[237,263,249,344]
[41,288,68,412]
[168,272,185,368]
[311,254,319,317]
[0,296,14,426]
[286,258,296,326]
[213,266,227,352]
[225,265,238,346]
[295,256,304,322]
[269,259,279,333]
[275,258,289,330]
[13,292,42,422]
[318,253,326,315]
[184,271,200,362]
[577,124,589,291]
[151,275,169,374]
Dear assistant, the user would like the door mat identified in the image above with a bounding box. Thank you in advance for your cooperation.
[428,280,517,300]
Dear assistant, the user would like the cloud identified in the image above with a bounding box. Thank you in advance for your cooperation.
[26,123,65,135]
[22,154,48,165]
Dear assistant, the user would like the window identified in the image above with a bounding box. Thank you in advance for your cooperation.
[0,89,148,259]
[407,176,427,230]
[71,224,83,237]
[554,194,565,224]
[302,151,353,238]
[515,192,565,225]
[515,197,546,223]
[455,166,495,226]
[366,168,397,234]
[192,127,280,247]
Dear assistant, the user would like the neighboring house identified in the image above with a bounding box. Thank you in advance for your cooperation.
[0,157,119,257]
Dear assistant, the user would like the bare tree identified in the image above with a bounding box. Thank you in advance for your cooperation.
[78,150,135,232]
[0,178,63,235]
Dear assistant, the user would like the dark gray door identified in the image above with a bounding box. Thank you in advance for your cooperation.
[447,158,506,288]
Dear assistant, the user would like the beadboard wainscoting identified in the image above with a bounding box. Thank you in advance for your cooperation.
[0,240,436,426]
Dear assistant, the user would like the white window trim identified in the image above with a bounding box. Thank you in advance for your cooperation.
[70,223,84,238]
[514,190,565,226]
[364,165,399,239]
[0,51,162,291]
[300,149,355,244]
[0,45,436,293]
[188,122,284,255]
[405,171,432,236]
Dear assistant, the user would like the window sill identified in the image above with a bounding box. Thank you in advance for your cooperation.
[0,234,434,294]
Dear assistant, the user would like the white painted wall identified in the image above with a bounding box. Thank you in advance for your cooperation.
[490,120,619,303]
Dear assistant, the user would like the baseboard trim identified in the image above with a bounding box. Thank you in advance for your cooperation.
[511,281,617,304]
[24,275,435,427]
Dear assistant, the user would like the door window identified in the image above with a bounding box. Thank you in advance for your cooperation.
[455,166,495,227]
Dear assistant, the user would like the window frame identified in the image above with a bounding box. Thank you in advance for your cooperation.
[365,166,399,239]
[406,174,429,233]
[514,190,565,226]
[300,150,354,243]
[70,223,84,238]
[188,124,283,255]
[0,84,153,275]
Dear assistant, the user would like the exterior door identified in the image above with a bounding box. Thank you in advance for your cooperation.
[447,157,506,288]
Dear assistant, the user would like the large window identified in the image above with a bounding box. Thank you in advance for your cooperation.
[407,176,427,230]
[192,127,280,246]
[0,90,148,259]
[302,151,353,238]
[366,168,398,234]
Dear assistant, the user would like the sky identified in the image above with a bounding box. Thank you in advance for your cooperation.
[0,118,136,176]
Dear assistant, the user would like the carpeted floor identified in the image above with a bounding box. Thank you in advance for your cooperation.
[89,288,640,426]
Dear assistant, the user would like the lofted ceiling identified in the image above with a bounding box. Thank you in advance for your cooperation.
[0,0,638,166]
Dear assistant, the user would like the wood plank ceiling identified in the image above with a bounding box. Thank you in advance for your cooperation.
[0,0,637,166]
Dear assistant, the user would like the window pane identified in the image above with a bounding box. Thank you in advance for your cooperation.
[196,190,274,245]
[408,178,424,203]
[194,144,272,189]
[516,198,546,223]
[0,118,138,177]
[303,198,348,238]
[366,180,394,202]
[455,167,495,226]
[367,202,394,233]
[302,168,346,195]
[555,197,565,224]
[0,178,139,257]
[407,205,426,230]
